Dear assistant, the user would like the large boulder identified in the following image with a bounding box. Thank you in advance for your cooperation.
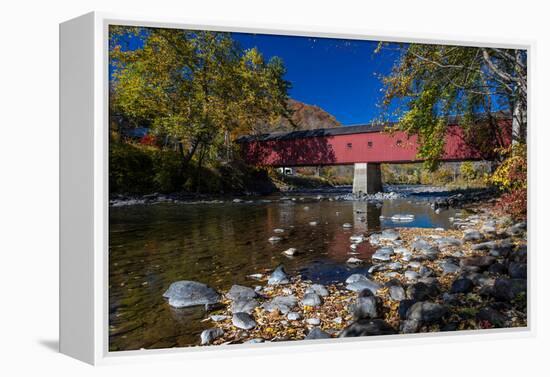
[350,290,379,319]
[407,282,439,301]
[450,278,474,294]
[163,281,221,308]
[492,278,527,302]
[406,302,448,324]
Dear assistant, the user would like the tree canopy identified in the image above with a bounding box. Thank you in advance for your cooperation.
[110,26,292,169]
[377,43,527,170]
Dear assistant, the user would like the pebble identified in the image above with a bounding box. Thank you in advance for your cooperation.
[282,248,298,256]
[306,318,321,325]
[302,293,322,307]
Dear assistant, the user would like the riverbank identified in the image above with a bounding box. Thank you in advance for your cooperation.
[161,201,527,346]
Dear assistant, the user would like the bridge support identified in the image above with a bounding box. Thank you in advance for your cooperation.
[352,163,382,195]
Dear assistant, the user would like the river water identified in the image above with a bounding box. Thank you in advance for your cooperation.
[109,186,458,351]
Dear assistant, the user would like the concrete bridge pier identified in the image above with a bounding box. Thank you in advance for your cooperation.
[352,162,382,195]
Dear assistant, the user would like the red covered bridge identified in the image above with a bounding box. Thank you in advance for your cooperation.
[237,114,512,194]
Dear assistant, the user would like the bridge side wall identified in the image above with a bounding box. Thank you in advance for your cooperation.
[239,120,512,167]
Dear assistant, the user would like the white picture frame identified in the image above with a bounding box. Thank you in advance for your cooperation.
[59,11,534,365]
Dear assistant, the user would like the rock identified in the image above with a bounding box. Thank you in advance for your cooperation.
[404,270,420,281]
[226,285,257,301]
[450,278,474,294]
[481,222,497,235]
[406,302,448,323]
[287,312,301,321]
[507,222,527,236]
[163,281,221,308]
[350,235,364,243]
[233,198,244,203]
[346,278,381,294]
[379,229,400,241]
[306,318,321,325]
[346,257,364,264]
[372,247,394,262]
[342,223,353,229]
[391,214,415,222]
[488,263,508,275]
[200,328,224,345]
[476,307,507,327]
[267,265,290,285]
[437,237,462,247]
[245,338,265,344]
[309,221,318,226]
[419,266,434,277]
[282,248,298,257]
[460,256,496,269]
[268,236,282,243]
[273,228,285,233]
[389,285,406,301]
[305,284,329,297]
[302,293,322,307]
[489,245,511,258]
[401,319,420,333]
[351,290,379,319]
[231,298,259,314]
[398,299,416,319]
[492,278,527,301]
[306,327,331,340]
[440,261,460,275]
[508,263,527,279]
[338,319,396,337]
[463,230,483,242]
[441,322,460,332]
[345,274,368,284]
[262,295,297,314]
[232,312,256,330]
[209,315,228,322]
[394,247,410,255]
[472,241,497,251]
[407,282,439,301]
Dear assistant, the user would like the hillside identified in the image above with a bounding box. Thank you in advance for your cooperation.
[256,99,341,133]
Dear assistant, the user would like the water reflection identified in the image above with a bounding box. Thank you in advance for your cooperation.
[109,194,454,351]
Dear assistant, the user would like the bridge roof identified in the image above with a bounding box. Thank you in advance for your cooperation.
[236,112,511,143]
[237,123,387,142]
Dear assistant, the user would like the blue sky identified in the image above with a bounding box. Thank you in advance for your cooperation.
[232,33,399,125]
[110,29,402,126]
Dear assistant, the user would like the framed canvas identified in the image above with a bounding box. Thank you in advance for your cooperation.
[60,12,533,365]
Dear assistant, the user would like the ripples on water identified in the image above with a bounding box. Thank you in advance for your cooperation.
[109,189,455,351]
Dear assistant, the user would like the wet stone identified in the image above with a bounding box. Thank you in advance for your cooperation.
[407,282,439,301]
[163,281,221,309]
[508,263,527,279]
[372,247,394,262]
[351,290,379,319]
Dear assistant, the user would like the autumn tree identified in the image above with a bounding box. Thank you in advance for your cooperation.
[110,27,291,175]
[377,43,527,170]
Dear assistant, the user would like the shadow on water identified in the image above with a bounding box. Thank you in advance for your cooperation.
[108,190,455,351]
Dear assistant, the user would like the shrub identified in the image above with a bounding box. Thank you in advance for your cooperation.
[490,143,527,219]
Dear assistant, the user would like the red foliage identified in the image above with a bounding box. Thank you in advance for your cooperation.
[139,134,156,146]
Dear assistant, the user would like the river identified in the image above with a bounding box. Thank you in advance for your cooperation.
[108,185,461,351]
